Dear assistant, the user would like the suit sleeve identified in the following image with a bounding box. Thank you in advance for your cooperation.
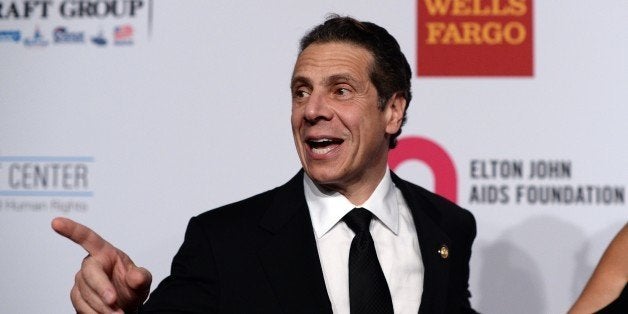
[140,217,219,313]
[453,209,478,314]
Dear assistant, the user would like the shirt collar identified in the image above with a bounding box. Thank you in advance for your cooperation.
[304,168,399,238]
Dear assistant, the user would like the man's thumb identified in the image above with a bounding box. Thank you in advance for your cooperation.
[127,266,152,291]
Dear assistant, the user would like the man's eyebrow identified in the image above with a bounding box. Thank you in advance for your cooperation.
[290,76,311,89]
[290,73,360,89]
[324,74,359,86]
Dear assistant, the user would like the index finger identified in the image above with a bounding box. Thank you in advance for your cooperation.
[51,217,112,256]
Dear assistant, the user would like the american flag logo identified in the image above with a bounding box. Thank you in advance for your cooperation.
[114,24,133,42]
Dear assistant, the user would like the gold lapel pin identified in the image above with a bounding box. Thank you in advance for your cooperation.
[438,245,449,259]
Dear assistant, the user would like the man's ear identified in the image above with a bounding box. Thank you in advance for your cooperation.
[385,93,407,135]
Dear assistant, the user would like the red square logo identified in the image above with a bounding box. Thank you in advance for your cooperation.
[417,0,534,76]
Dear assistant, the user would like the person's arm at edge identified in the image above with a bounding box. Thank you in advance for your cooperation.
[568,223,628,313]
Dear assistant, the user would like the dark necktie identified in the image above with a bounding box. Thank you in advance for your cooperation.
[343,207,394,314]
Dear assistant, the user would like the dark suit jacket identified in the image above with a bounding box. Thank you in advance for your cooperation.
[141,170,477,313]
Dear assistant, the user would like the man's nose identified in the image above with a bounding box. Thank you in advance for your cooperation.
[304,93,333,123]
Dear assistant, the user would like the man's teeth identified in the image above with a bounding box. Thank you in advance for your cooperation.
[312,146,334,154]
[309,139,333,147]
[308,138,339,154]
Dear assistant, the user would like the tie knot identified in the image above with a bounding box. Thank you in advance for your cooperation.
[343,207,373,233]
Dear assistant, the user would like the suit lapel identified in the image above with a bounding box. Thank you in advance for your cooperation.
[392,172,451,314]
[254,171,451,313]
[257,171,333,314]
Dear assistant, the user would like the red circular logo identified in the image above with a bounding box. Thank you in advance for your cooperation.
[388,136,457,203]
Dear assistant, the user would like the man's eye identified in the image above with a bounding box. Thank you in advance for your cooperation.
[293,89,310,98]
[335,88,350,96]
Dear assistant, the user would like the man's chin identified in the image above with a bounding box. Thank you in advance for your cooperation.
[304,168,342,187]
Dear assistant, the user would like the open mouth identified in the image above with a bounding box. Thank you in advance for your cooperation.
[306,138,343,154]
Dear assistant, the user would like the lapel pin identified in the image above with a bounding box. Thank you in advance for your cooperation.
[438,245,449,259]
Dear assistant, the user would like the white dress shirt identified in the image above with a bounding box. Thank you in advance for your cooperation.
[304,169,424,314]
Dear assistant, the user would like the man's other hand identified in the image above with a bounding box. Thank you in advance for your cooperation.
[51,217,152,313]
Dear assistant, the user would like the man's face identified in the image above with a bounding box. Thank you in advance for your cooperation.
[290,42,405,197]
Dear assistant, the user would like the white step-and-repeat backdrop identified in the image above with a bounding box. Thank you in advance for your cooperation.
[1,1,626,313]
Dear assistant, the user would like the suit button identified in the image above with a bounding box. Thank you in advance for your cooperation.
[438,245,449,259]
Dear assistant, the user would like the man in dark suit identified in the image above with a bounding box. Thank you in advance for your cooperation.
[53,16,477,313]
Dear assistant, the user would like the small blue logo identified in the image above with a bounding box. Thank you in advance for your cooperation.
[91,30,107,46]
[53,27,84,44]
[24,28,49,47]
[0,30,21,43]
